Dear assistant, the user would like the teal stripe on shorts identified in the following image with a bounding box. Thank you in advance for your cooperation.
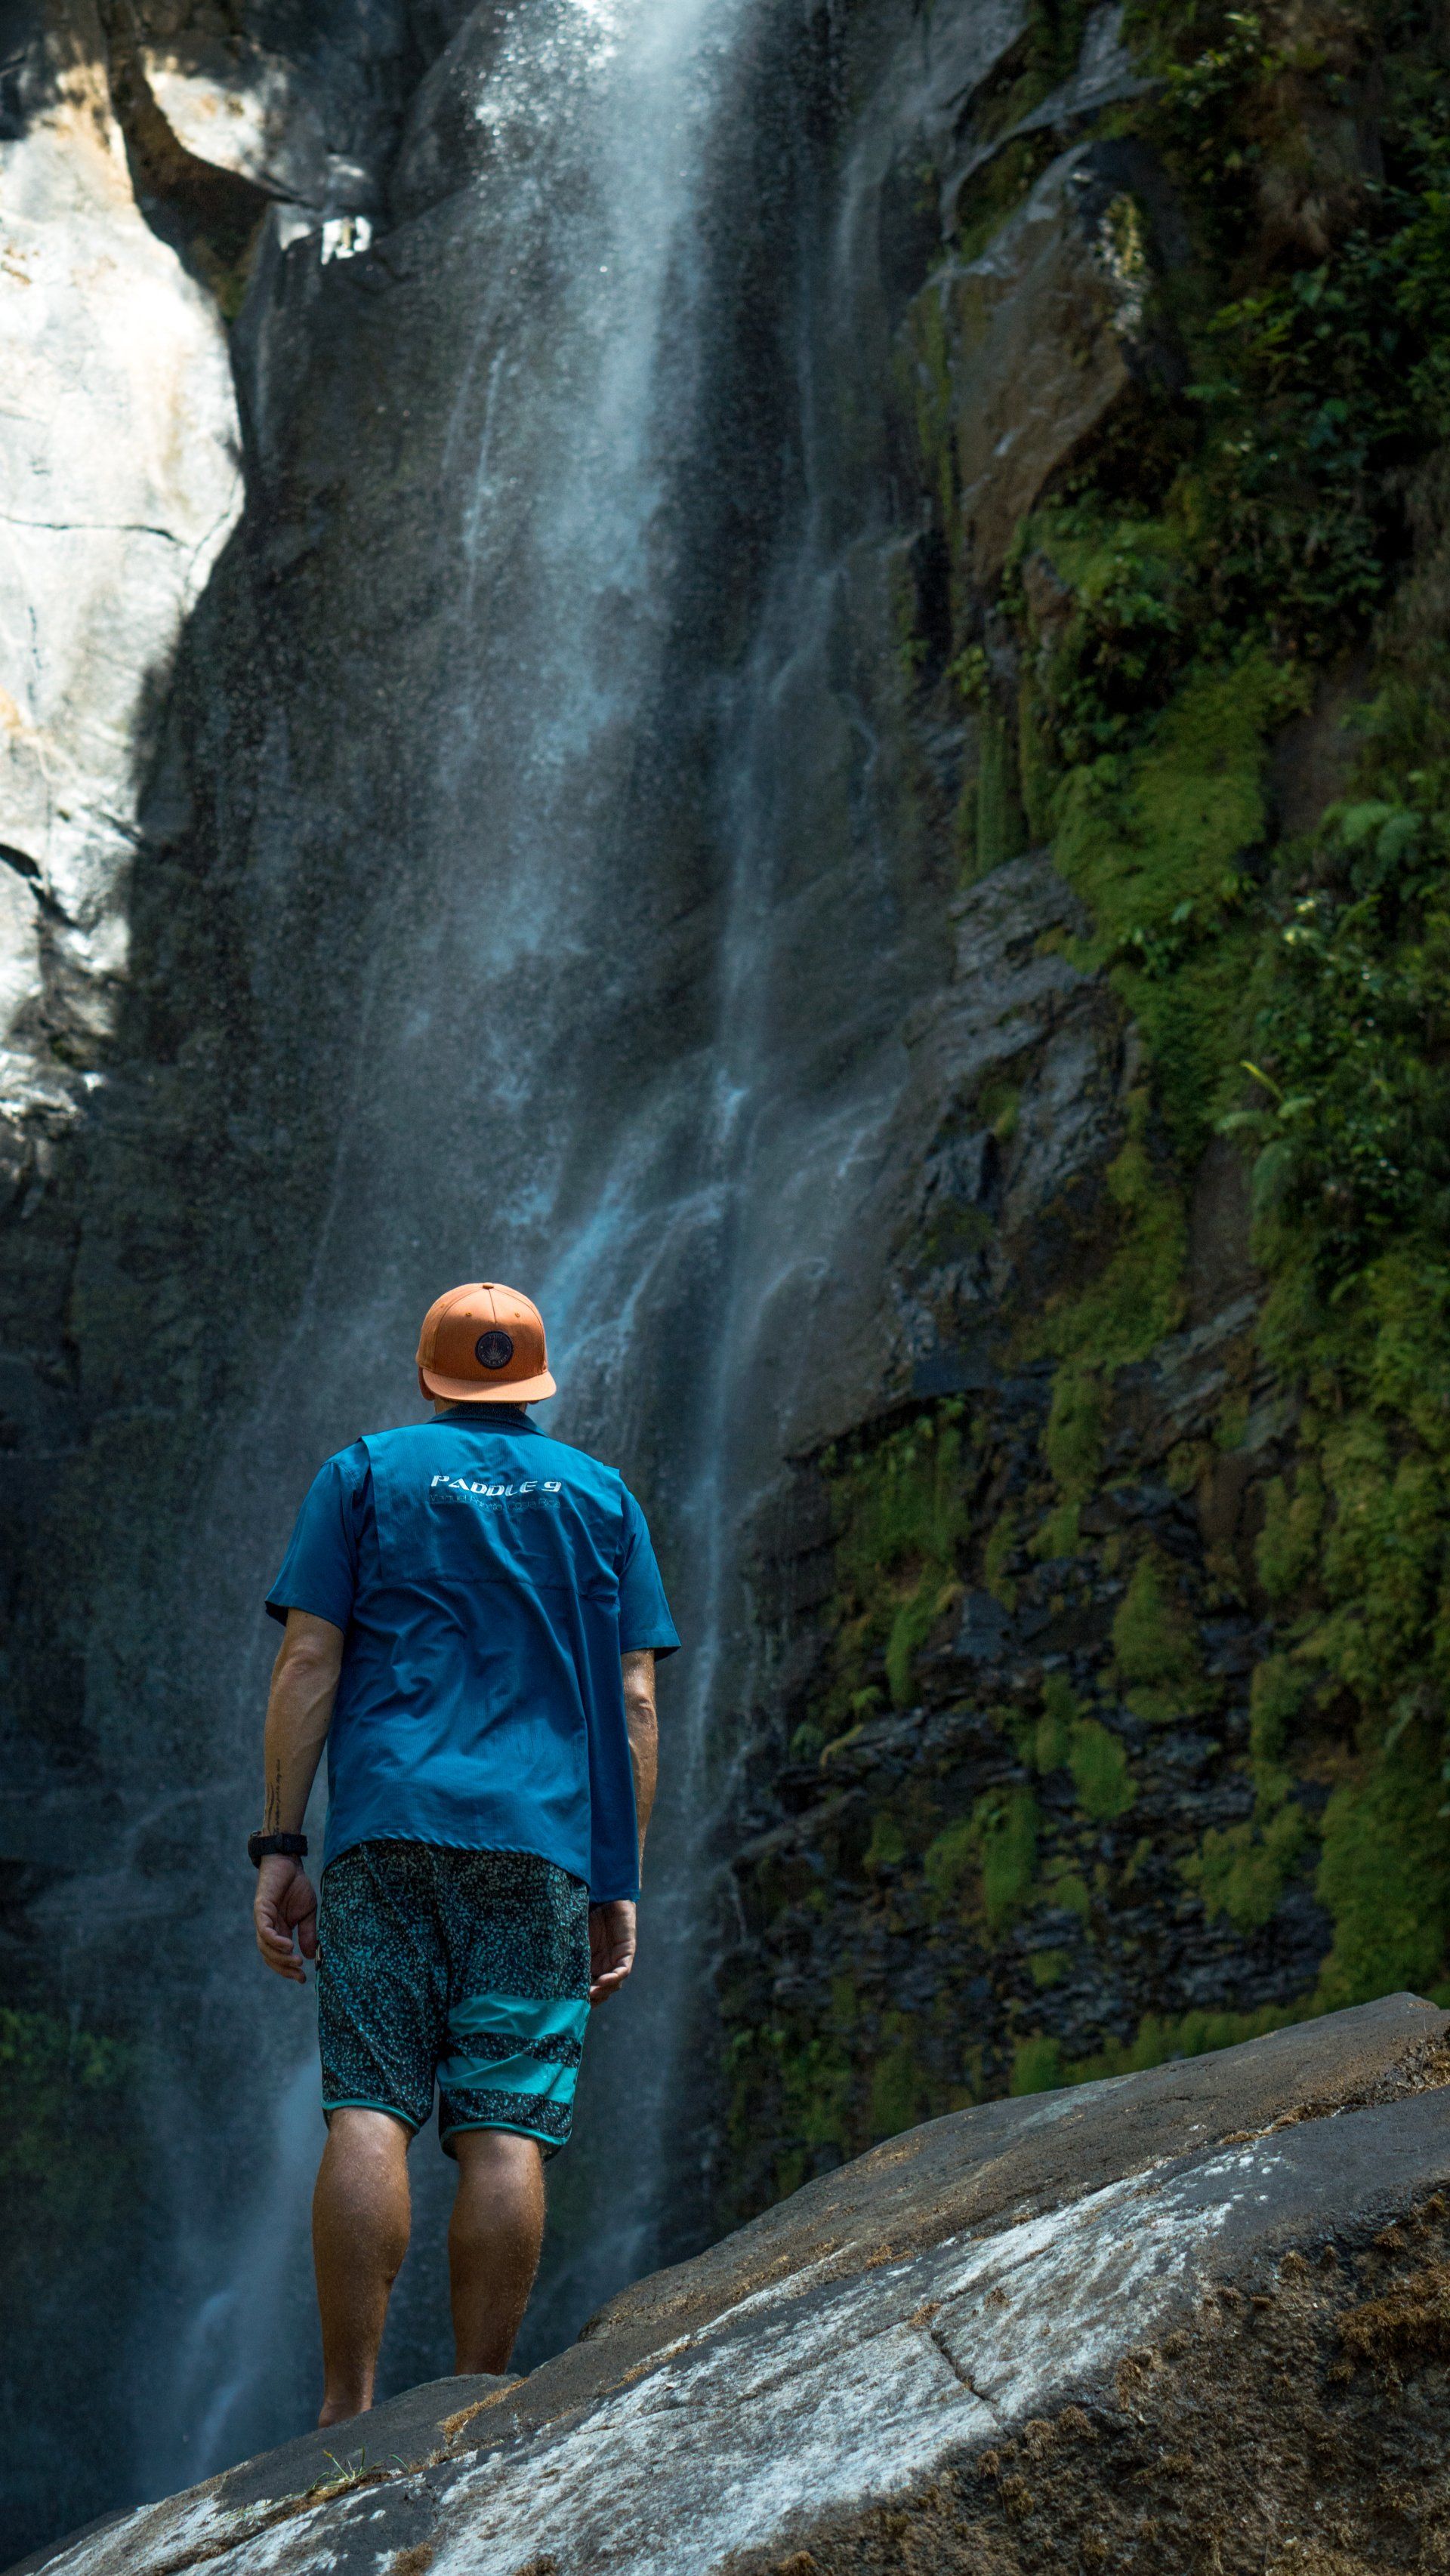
[438,2048,579,2100]
[449,1993,591,2047]
[440,1990,590,2103]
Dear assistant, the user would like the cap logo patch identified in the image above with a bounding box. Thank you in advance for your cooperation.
[475,1329,515,1370]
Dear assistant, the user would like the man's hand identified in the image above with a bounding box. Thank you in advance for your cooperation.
[588,1900,637,2005]
[255,1855,319,1985]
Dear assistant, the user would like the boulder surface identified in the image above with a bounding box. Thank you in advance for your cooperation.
[0,3,241,1163]
[22,1993,1450,2576]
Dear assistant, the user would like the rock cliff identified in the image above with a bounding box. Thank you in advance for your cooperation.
[714,0,1450,2223]
[16,1996,1450,2576]
[3,0,1450,2555]
[0,2,242,1175]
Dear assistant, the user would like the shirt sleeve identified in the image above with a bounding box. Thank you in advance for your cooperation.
[264,1445,366,1629]
[616,1486,680,1656]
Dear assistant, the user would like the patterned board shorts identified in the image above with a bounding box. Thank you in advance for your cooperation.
[316,1841,591,2155]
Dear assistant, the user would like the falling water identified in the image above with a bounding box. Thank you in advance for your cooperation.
[73,0,998,2510]
[130,0,766,2485]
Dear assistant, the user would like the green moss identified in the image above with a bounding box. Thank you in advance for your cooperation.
[976,1077,1022,1142]
[1014,2000,1320,2100]
[1044,1365,1106,1499]
[974,1786,1041,1929]
[0,2010,141,2260]
[1051,651,1280,946]
[1028,1945,1072,1989]
[864,1811,907,1872]
[1010,2033,1065,2094]
[1214,1388,1251,1454]
[923,1815,975,1900]
[886,1603,933,1709]
[1255,1465,1325,1601]
[1111,1545,1212,1723]
[1046,1867,1093,1924]
[1056,2001,1312,2088]
[1030,1499,1081,1558]
[1248,1654,1310,1773]
[1019,672,1055,843]
[1035,1670,1079,1770]
[869,2034,924,2139]
[1031,1090,1187,1373]
[822,1407,970,1720]
[746,2025,855,2180]
[1030,632,1294,1149]
[1041,1671,1080,1722]
[1315,1419,1447,1705]
[950,76,1072,261]
[1181,1800,1308,1933]
[983,1502,1021,1610]
[970,704,1029,880]
[924,1784,1040,1930]
[1315,1726,1450,2007]
[1361,1252,1450,1449]
[1067,1715,1138,1820]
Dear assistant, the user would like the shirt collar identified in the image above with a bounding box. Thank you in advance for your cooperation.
[437,1404,540,1434]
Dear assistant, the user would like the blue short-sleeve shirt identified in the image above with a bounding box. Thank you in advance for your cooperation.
[267,1407,678,1900]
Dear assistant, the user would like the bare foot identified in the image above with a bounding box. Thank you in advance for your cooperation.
[316,2396,371,2430]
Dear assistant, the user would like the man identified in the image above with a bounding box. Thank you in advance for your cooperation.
[250,1281,677,2427]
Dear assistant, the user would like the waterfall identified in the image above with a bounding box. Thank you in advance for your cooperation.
[130,0,766,2487]
[7,0,994,2520]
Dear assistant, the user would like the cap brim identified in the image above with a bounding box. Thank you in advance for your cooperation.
[421,1366,557,1403]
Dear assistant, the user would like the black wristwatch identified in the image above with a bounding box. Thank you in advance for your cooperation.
[248,1831,309,1868]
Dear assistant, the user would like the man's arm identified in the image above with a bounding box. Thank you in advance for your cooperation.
[588,1650,658,2007]
[254,1609,344,1986]
[622,1647,658,1866]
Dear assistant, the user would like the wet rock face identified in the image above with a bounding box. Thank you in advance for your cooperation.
[711,0,1450,2232]
[925,148,1137,590]
[18,1998,1450,2576]
[0,0,415,1207]
[725,1286,1304,2077]
[717,854,1297,2202]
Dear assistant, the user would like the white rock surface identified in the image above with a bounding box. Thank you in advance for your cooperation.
[0,11,242,1157]
[24,1998,1450,2576]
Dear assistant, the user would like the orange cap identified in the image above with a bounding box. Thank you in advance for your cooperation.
[416,1282,557,1405]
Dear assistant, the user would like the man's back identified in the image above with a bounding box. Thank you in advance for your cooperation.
[269,1405,676,1902]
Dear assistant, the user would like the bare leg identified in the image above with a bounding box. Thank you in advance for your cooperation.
[312,2108,412,2427]
[447,2130,545,2374]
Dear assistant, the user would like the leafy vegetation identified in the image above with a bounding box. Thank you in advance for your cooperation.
[1066,1716,1139,1822]
[818,1407,970,1718]
[0,2011,143,2306]
[1014,1998,1311,2094]
[1001,0,1450,2011]
[0,2010,132,2202]
[1112,1549,1214,1724]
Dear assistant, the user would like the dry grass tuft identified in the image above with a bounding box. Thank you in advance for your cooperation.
[1337,2262,1450,2381]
